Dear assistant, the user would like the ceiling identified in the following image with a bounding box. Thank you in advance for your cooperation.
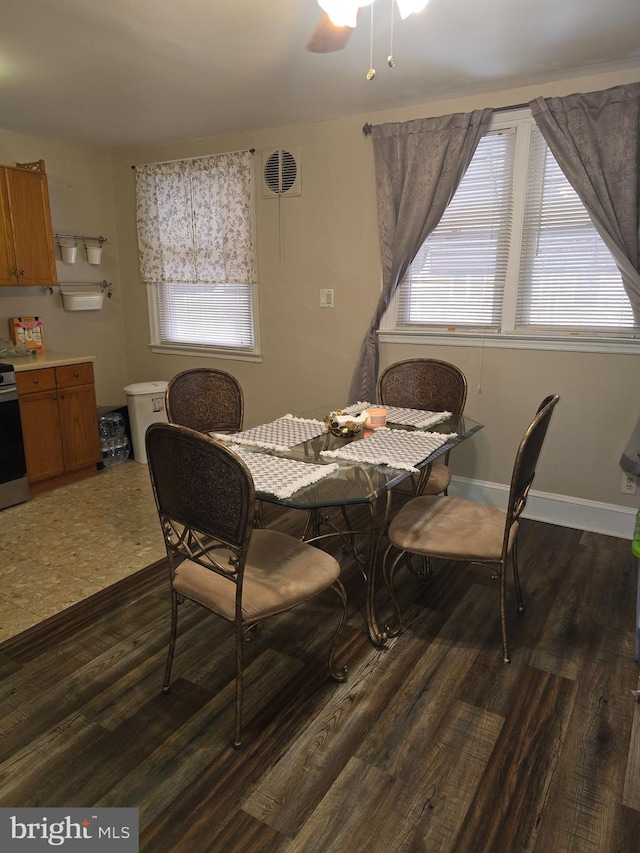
[1,0,639,148]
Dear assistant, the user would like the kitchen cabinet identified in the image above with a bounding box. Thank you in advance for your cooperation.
[16,362,101,493]
[0,160,58,287]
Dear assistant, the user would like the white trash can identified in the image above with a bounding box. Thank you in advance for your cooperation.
[124,380,168,463]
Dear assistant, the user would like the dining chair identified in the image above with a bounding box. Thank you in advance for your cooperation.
[383,394,559,663]
[146,422,348,749]
[377,358,467,496]
[165,367,244,434]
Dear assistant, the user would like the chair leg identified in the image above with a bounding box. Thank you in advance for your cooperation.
[499,564,510,664]
[382,544,405,637]
[406,553,432,583]
[234,619,244,749]
[511,539,525,614]
[162,586,179,694]
[328,580,348,682]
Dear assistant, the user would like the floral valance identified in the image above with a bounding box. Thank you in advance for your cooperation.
[135,150,256,285]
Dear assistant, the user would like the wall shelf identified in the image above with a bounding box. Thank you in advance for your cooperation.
[54,233,107,244]
[47,280,113,310]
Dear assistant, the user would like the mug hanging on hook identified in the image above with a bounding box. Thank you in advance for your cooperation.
[58,237,78,264]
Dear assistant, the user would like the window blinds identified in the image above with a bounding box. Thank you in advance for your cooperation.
[398,131,516,329]
[156,282,255,349]
[517,127,635,332]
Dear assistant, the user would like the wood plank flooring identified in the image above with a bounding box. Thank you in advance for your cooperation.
[0,504,639,852]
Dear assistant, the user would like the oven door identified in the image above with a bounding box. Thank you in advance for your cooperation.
[0,385,30,508]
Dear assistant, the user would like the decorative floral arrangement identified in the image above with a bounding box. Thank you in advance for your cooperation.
[324,409,368,438]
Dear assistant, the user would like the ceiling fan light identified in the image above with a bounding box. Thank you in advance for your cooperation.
[318,0,374,29]
[395,0,430,19]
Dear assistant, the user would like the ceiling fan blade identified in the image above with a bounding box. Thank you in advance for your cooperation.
[306,12,354,53]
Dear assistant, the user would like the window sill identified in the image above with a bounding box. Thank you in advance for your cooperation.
[378,329,640,355]
[149,343,263,363]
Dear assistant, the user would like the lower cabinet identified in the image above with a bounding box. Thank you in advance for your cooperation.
[16,362,101,493]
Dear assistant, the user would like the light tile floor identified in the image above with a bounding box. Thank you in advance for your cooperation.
[0,461,166,643]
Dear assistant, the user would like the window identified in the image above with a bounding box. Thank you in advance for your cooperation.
[135,150,260,359]
[384,110,637,349]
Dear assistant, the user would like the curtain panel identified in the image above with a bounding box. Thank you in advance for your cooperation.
[529,83,640,325]
[529,83,640,475]
[135,150,256,285]
[348,109,493,403]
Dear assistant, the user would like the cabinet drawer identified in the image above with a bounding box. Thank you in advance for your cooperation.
[56,361,94,388]
[16,367,56,395]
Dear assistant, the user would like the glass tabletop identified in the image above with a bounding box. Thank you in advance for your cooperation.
[251,411,483,510]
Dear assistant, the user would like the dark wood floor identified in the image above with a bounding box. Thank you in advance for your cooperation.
[1,503,639,852]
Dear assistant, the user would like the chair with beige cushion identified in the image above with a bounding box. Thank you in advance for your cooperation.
[165,367,244,434]
[383,394,559,663]
[146,422,348,749]
[377,358,467,496]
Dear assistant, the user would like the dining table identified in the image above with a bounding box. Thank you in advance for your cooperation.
[211,404,484,646]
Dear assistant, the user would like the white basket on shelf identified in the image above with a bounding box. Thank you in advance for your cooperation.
[60,284,105,311]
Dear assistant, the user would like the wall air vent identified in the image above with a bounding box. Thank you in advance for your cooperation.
[261,147,301,198]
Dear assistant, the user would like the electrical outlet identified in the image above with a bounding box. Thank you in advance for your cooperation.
[621,472,637,495]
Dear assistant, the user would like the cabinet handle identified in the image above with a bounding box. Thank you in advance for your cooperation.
[33,378,39,384]
[59,394,65,400]
[74,372,80,378]
[18,270,25,276]
[53,393,58,400]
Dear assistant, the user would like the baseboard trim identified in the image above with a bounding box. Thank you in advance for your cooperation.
[449,476,637,540]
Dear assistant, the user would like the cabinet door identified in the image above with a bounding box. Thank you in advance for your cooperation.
[0,171,17,285]
[58,384,101,472]
[19,390,65,484]
[5,167,57,287]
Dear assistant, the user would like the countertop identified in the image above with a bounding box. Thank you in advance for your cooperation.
[8,351,96,372]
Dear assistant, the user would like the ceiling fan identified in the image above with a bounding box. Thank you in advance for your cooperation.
[306,11,358,54]
[306,0,430,54]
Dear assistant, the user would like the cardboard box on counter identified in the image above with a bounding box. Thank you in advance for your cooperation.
[8,316,45,351]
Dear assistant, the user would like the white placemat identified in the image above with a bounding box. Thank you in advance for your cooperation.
[212,414,327,453]
[382,406,452,429]
[343,401,451,430]
[231,447,338,499]
[320,427,456,473]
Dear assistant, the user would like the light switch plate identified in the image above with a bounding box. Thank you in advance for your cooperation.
[320,289,334,308]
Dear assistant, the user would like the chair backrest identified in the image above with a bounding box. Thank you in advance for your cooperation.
[146,422,254,584]
[507,394,559,525]
[165,368,244,434]
[377,358,467,417]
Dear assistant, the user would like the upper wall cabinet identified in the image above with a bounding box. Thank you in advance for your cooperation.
[0,160,58,287]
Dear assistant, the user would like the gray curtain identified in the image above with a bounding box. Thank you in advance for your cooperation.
[348,109,493,404]
[530,83,640,476]
[529,83,640,324]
